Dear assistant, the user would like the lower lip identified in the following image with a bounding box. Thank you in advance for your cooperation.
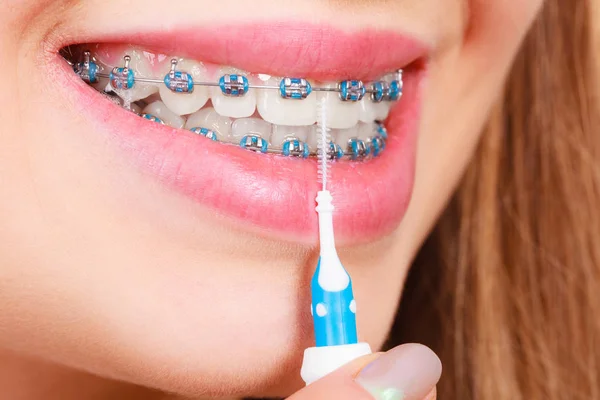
[56,60,422,244]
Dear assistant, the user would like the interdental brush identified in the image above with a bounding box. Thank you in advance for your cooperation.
[300,98,372,385]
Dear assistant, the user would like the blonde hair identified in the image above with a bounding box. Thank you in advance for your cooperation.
[391,0,600,398]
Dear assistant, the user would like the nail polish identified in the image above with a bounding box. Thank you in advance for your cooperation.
[355,343,442,400]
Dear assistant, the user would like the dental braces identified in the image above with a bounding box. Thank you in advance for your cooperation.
[73,51,395,161]
[226,130,387,161]
[74,51,403,103]
[141,110,388,161]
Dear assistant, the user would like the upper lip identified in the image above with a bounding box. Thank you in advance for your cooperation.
[50,22,427,245]
[56,22,427,80]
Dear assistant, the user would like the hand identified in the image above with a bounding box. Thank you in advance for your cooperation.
[289,344,441,400]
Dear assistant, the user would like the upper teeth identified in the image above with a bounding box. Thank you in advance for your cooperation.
[160,58,210,115]
[75,48,402,127]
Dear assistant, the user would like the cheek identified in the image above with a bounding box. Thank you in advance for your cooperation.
[397,0,544,261]
[468,0,545,45]
[463,0,545,84]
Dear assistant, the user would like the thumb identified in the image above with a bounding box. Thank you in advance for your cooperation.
[289,343,442,400]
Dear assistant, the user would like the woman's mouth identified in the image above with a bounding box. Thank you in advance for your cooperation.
[54,23,427,244]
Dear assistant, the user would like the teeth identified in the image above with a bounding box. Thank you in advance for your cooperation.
[271,125,311,147]
[256,77,317,126]
[128,103,142,115]
[185,107,232,140]
[358,100,391,123]
[357,99,376,122]
[306,124,340,151]
[333,126,359,150]
[142,92,162,105]
[77,48,398,158]
[327,128,340,149]
[142,101,185,129]
[317,83,359,129]
[356,122,377,140]
[91,66,110,93]
[124,48,160,102]
[373,102,392,121]
[159,59,209,115]
[97,46,159,103]
[306,125,319,151]
[210,67,256,118]
[231,118,272,143]
[372,100,393,121]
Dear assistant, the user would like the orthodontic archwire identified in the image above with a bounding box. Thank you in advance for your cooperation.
[300,98,372,385]
[73,51,401,161]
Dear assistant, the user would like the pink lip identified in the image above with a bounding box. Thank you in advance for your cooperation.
[120,23,426,81]
[54,23,427,244]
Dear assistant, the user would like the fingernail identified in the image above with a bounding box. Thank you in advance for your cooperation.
[355,343,442,400]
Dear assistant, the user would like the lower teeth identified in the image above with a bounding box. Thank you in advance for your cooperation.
[99,91,389,162]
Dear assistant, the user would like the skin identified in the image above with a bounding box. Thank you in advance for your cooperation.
[0,0,543,398]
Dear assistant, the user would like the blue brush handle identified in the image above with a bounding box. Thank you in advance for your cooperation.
[311,257,358,347]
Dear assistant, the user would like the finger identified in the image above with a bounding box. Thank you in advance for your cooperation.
[424,387,437,400]
[289,343,441,400]
[427,388,437,400]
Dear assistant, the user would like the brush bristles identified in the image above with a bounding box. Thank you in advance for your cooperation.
[316,98,331,191]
